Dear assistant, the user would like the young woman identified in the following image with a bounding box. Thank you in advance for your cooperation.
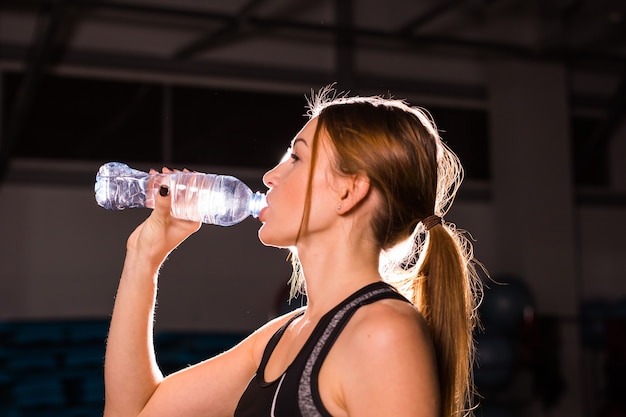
[104,90,483,417]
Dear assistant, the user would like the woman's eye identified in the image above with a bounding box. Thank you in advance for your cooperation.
[279,148,292,163]
[290,153,300,162]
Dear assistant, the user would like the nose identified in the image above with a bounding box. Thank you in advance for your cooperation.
[263,164,279,188]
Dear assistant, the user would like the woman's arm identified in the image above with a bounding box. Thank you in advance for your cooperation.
[103,174,287,417]
[103,246,164,416]
[104,174,202,416]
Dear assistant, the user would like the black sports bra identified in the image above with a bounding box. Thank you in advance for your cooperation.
[234,281,410,417]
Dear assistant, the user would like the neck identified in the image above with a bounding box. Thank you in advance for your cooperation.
[295,233,382,319]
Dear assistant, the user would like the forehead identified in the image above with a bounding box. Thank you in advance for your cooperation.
[292,117,319,146]
[292,117,337,165]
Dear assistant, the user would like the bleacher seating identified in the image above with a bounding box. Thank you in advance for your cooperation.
[0,319,246,417]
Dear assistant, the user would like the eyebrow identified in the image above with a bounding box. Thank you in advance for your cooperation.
[291,137,308,147]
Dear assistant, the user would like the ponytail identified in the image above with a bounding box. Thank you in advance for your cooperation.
[413,222,481,417]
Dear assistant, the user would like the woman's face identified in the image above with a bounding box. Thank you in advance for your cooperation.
[258,117,340,248]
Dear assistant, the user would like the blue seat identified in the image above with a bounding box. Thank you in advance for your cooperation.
[67,321,109,344]
[12,377,66,408]
[81,375,105,404]
[64,346,105,369]
[6,349,59,372]
[12,322,65,345]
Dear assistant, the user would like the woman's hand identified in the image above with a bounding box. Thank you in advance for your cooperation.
[126,168,201,269]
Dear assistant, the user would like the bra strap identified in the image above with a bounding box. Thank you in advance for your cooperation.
[258,310,305,372]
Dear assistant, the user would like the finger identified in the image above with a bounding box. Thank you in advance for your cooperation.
[146,169,158,189]
[152,183,172,219]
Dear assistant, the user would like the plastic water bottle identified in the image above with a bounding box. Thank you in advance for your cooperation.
[94,162,266,226]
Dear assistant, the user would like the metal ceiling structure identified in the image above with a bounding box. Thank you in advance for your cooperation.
[1,0,625,181]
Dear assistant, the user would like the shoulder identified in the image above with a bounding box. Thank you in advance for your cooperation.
[321,299,440,416]
[344,299,433,358]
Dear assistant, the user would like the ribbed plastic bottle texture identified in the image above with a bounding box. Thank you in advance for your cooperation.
[95,162,266,226]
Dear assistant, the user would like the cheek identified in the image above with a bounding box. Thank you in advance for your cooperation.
[299,184,339,233]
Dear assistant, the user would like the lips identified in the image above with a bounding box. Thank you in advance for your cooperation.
[259,206,268,222]
[259,195,270,222]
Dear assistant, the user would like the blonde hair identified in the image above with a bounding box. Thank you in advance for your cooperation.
[289,88,483,416]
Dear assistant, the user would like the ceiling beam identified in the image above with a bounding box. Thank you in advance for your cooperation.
[172,0,273,60]
[397,0,462,35]
[0,44,488,100]
[0,0,234,25]
[1,0,624,70]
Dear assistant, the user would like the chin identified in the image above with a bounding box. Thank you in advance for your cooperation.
[257,224,277,247]
[257,224,296,248]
